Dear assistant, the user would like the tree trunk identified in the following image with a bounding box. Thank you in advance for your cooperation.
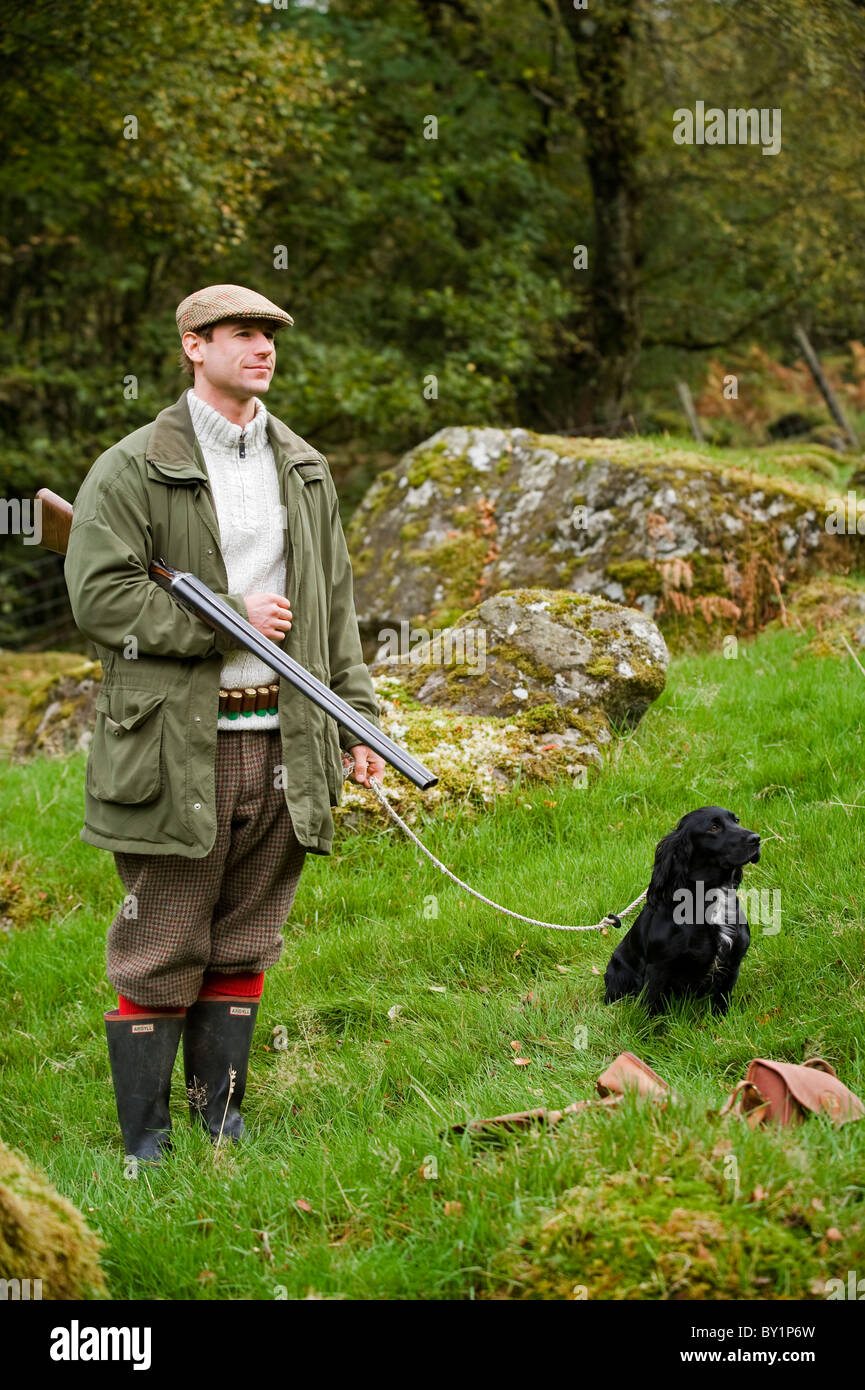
[557,0,641,432]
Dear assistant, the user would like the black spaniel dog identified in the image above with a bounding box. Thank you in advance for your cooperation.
[604,806,760,1016]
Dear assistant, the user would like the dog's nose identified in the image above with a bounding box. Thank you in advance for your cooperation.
[747,833,760,847]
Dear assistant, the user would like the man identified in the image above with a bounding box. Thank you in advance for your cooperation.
[64,283,385,1162]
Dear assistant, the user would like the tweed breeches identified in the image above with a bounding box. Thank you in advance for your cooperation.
[106,728,306,1007]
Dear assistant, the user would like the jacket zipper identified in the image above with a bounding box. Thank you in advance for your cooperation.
[238,431,246,459]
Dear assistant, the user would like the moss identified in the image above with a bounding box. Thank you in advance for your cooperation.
[491,1159,820,1301]
[428,606,464,631]
[489,640,555,683]
[511,702,609,740]
[567,708,610,742]
[585,656,615,678]
[690,557,727,595]
[0,1136,108,1299]
[20,711,43,739]
[417,534,489,616]
[607,560,663,596]
[506,589,594,624]
[516,701,569,735]
[351,547,376,578]
[405,440,459,489]
[358,471,398,524]
[351,429,862,655]
[527,536,556,557]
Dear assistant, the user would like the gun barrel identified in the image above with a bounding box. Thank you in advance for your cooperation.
[150,563,438,791]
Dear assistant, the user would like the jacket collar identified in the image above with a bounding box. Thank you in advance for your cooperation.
[146,391,319,482]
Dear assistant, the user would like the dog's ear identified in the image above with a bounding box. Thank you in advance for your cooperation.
[647,825,693,906]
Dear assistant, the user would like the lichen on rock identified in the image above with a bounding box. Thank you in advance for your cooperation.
[348,426,864,650]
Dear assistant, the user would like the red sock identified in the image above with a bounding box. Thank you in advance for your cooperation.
[117,994,187,1016]
[196,970,265,1002]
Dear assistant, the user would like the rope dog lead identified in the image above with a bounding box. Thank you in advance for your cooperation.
[366,776,646,934]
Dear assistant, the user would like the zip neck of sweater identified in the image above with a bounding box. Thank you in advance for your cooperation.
[187,388,270,460]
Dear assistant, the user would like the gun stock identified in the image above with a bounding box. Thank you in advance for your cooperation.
[35,488,74,555]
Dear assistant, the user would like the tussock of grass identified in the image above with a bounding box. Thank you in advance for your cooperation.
[0,622,863,1299]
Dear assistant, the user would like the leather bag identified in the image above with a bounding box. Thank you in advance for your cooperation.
[719,1057,864,1128]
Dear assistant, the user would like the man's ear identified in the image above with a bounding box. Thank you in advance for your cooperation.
[647,825,692,907]
[182,330,206,364]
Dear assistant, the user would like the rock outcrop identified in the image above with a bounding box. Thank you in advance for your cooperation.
[347,427,863,646]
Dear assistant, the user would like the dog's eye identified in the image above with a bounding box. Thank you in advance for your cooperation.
[710,823,720,831]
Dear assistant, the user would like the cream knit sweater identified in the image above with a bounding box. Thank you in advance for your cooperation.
[187,388,285,732]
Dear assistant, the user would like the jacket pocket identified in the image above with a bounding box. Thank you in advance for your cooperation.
[86,688,167,805]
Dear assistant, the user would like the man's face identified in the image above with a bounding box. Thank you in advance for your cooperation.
[185,319,277,398]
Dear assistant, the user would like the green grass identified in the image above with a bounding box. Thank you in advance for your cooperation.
[1,624,864,1300]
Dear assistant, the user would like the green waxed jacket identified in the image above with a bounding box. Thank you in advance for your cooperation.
[64,391,380,857]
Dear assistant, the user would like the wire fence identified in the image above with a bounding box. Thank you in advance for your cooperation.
[0,545,79,651]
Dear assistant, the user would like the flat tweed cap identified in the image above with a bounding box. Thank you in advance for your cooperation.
[176,283,294,336]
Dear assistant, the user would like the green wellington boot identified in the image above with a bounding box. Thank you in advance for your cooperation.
[104,1009,186,1163]
[183,998,259,1143]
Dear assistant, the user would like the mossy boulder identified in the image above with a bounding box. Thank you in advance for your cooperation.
[0,1135,107,1299]
[347,427,865,649]
[12,659,102,760]
[334,672,610,832]
[332,589,667,832]
[369,588,668,728]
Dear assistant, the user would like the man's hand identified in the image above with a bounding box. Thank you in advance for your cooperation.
[246,592,292,641]
[346,744,386,788]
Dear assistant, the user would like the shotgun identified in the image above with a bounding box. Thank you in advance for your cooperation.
[35,487,437,791]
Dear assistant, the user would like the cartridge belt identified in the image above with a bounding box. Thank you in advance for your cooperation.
[218,684,280,719]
